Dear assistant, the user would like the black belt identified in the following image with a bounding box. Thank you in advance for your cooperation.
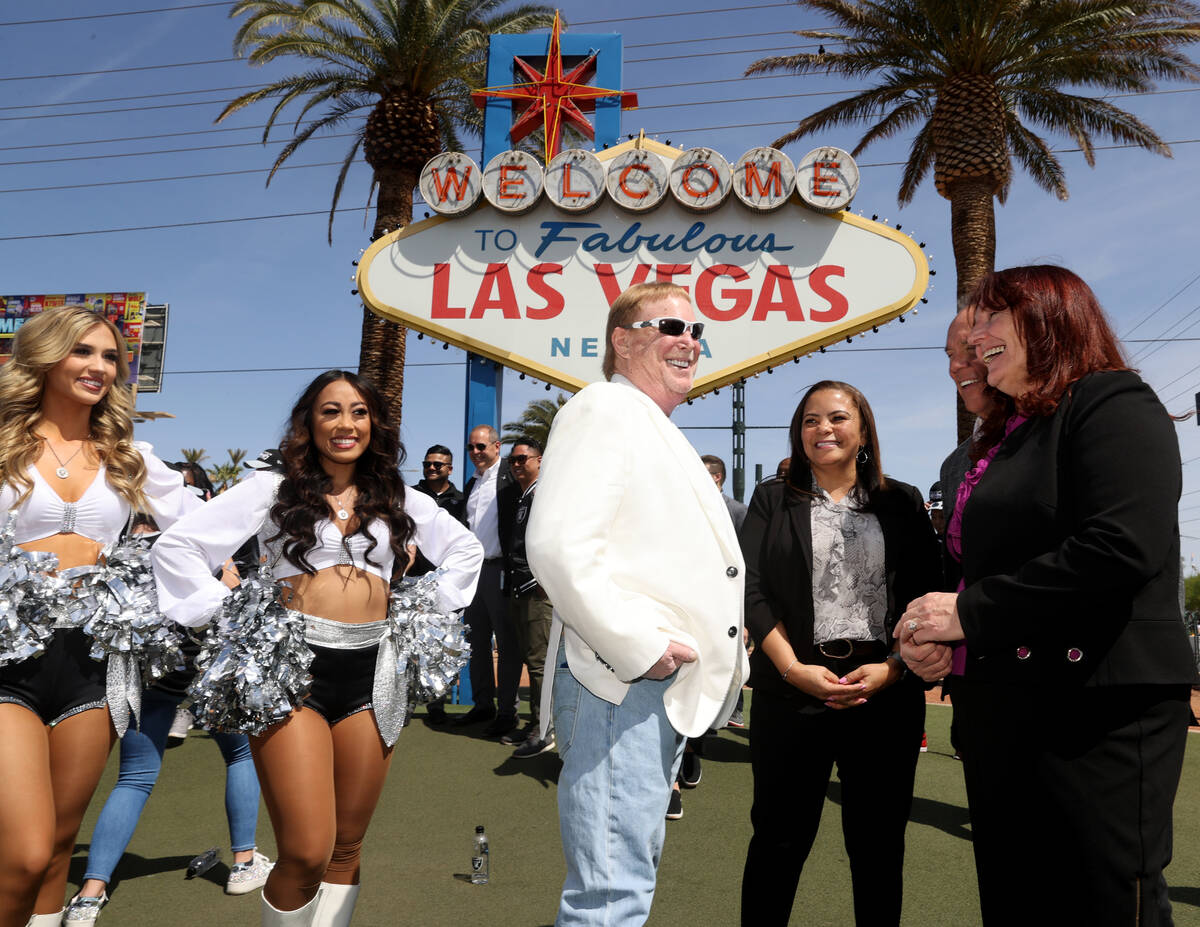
[813,639,887,663]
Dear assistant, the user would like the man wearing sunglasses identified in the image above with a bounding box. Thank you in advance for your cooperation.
[459,424,522,736]
[527,282,749,926]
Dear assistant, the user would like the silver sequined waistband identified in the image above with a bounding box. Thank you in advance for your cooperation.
[301,614,387,650]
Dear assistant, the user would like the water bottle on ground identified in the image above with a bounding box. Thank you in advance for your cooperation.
[471,825,489,884]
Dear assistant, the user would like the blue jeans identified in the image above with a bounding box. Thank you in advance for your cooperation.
[552,643,684,926]
[82,688,261,884]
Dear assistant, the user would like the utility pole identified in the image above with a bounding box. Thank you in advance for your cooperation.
[732,381,746,502]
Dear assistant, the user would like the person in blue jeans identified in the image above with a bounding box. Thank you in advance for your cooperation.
[64,687,270,922]
[64,477,272,924]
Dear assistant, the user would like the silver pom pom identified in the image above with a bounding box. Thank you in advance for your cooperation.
[390,571,471,704]
[188,571,314,736]
[61,535,187,735]
[0,511,74,667]
[372,571,471,746]
[63,537,186,680]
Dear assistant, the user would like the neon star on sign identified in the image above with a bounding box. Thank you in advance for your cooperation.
[471,12,638,165]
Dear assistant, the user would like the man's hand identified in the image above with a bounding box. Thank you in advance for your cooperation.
[643,640,698,680]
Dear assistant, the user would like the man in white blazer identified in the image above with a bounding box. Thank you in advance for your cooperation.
[527,281,749,926]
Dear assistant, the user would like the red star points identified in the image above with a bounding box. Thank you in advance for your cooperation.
[472,11,638,164]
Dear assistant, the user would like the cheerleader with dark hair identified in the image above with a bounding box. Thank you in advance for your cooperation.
[152,370,482,926]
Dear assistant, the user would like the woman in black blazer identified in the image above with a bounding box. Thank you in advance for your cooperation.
[739,380,940,926]
[899,266,1195,926]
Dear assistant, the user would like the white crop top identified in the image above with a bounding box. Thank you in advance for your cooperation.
[263,516,394,581]
[0,442,202,547]
[152,470,484,627]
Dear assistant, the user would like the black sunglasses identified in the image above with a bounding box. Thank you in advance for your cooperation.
[467,442,492,452]
[422,460,448,470]
[509,454,539,465]
[621,316,705,340]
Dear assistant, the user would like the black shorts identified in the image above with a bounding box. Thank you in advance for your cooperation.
[301,642,377,725]
[0,629,107,726]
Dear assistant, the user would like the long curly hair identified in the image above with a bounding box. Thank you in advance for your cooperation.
[0,307,147,510]
[269,370,415,574]
[786,380,887,508]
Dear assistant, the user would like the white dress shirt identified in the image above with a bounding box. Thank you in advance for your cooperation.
[466,461,502,559]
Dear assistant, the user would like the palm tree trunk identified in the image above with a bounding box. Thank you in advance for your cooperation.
[359,166,417,426]
[948,177,997,443]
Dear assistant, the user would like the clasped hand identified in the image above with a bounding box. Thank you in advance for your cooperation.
[893,592,963,682]
[788,661,897,709]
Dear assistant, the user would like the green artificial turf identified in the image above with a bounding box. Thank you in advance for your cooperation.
[64,697,1200,925]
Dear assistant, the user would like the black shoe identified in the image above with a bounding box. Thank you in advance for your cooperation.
[425,705,448,726]
[666,789,683,820]
[500,723,533,746]
[483,714,519,737]
[454,706,496,726]
[512,732,556,758]
[679,752,702,788]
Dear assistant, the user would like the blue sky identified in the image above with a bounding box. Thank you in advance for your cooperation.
[2,1,1198,572]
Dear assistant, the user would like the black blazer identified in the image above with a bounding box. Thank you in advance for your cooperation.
[741,476,942,703]
[956,370,1196,686]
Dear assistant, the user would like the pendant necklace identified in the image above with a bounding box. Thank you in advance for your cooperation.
[330,487,354,521]
[45,439,86,479]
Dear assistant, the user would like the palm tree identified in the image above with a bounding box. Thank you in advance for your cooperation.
[217,0,558,424]
[208,462,242,493]
[180,447,208,464]
[750,0,1200,297]
[749,0,1200,438]
[501,393,568,448]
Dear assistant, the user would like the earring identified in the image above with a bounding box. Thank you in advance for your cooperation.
[856,446,870,464]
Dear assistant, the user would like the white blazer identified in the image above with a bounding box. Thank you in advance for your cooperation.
[526,376,749,739]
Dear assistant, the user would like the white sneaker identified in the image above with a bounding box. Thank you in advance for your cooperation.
[63,892,107,923]
[226,851,274,895]
[168,707,193,743]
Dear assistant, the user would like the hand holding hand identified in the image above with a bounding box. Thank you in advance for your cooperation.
[900,640,953,682]
[895,592,964,646]
[644,640,698,680]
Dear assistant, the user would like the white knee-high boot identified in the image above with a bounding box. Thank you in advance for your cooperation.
[312,882,360,927]
[25,912,64,927]
[261,890,321,926]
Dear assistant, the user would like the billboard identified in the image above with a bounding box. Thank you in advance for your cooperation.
[1,292,147,385]
[358,139,929,397]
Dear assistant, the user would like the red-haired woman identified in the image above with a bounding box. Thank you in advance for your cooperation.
[898,266,1195,925]
[152,370,482,926]
[0,307,200,926]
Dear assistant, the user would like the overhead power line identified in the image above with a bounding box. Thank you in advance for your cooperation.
[0,160,345,195]
[0,58,239,82]
[0,84,260,112]
[0,132,357,167]
[0,1,232,26]
[0,0,793,28]
[0,207,364,241]
[1123,271,1200,340]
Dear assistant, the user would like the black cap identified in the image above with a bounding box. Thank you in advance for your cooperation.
[245,448,284,472]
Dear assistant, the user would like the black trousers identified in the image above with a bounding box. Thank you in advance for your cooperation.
[740,679,925,926]
[955,680,1190,926]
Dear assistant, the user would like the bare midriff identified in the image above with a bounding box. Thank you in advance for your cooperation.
[19,533,104,571]
[276,565,391,623]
